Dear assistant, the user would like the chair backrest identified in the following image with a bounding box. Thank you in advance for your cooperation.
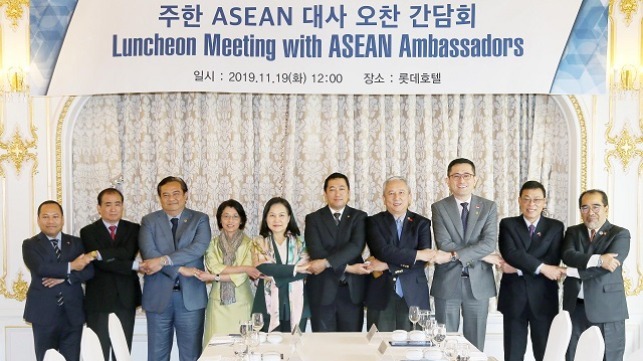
[81,326,105,361]
[542,310,572,361]
[108,313,132,361]
[573,326,605,361]
[43,349,66,361]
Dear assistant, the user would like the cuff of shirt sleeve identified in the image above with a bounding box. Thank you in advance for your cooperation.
[132,260,139,271]
[566,267,580,278]
[588,254,601,268]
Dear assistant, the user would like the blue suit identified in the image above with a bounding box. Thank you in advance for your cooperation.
[365,210,431,331]
[139,208,211,361]
[23,232,94,361]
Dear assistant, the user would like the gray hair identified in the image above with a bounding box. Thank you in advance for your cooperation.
[382,176,410,195]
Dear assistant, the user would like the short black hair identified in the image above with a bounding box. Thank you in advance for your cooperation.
[324,172,350,191]
[259,197,301,238]
[157,176,188,196]
[216,199,247,230]
[447,158,476,176]
[97,188,124,205]
[578,189,609,208]
[38,200,63,216]
[520,181,546,198]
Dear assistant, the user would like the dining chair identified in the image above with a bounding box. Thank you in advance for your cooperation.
[542,310,572,361]
[81,326,105,361]
[108,313,132,361]
[43,349,66,361]
[573,326,604,361]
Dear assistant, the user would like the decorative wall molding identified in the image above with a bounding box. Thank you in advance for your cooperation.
[568,95,588,193]
[0,0,29,29]
[56,96,75,205]
[613,0,641,26]
[0,123,37,177]
[0,272,27,301]
[605,125,643,173]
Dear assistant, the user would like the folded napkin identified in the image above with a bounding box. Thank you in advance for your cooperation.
[208,336,235,345]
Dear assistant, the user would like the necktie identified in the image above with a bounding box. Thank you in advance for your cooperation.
[333,212,341,226]
[394,217,404,298]
[590,229,596,242]
[50,239,64,306]
[460,203,470,277]
[460,202,469,235]
[108,225,117,241]
[171,218,179,245]
[50,239,61,261]
[528,224,536,238]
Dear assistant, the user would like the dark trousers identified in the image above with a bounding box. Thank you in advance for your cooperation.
[567,300,625,361]
[366,286,411,332]
[86,307,136,361]
[502,303,554,361]
[310,283,364,332]
[32,307,82,361]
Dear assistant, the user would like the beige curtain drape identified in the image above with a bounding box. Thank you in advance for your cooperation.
[70,93,569,234]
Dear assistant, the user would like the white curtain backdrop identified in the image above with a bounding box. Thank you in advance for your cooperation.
[70,93,569,236]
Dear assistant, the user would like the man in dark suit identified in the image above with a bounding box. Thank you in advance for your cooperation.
[80,188,142,361]
[23,200,95,361]
[305,172,370,332]
[365,176,435,331]
[430,158,499,351]
[497,181,566,361]
[562,189,630,361]
[139,176,211,361]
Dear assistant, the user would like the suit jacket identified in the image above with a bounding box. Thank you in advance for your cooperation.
[23,232,95,326]
[497,215,564,318]
[430,195,497,300]
[80,219,142,312]
[305,205,367,307]
[365,210,431,310]
[139,208,211,313]
[561,220,630,323]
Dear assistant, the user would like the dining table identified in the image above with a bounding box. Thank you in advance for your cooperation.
[198,331,489,361]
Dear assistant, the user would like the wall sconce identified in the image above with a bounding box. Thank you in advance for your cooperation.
[5,66,28,93]
[611,64,640,97]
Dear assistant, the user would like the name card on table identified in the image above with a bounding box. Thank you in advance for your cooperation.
[377,340,389,355]
[366,324,379,342]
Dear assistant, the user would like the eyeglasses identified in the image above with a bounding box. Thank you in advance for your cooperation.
[222,214,240,220]
[580,205,603,213]
[520,197,545,204]
[449,173,474,181]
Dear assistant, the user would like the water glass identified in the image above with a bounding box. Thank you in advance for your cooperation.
[444,339,458,361]
[252,313,264,332]
[432,323,447,347]
[457,343,470,361]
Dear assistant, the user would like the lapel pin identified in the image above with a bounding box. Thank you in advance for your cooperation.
[599,231,605,236]
[536,232,542,237]
[407,217,413,222]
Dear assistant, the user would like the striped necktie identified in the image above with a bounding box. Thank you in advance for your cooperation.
[50,239,64,306]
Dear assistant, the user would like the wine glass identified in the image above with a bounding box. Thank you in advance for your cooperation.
[239,320,251,339]
[444,339,458,361]
[425,318,437,344]
[432,323,447,348]
[252,313,264,332]
[409,305,420,330]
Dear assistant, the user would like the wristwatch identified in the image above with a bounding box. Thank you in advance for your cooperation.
[214,274,221,282]
[450,251,458,262]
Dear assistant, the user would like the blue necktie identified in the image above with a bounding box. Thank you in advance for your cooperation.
[395,218,404,298]
[529,224,535,238]
[171,217,179,247]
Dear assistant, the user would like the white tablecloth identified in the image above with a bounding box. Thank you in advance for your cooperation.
[199,332,487,361]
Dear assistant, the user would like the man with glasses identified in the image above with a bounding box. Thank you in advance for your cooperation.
[562,189,630,361]
[497,181,565,361]
[430,158,500,350]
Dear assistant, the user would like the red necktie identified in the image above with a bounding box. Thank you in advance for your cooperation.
[109,225,117,240]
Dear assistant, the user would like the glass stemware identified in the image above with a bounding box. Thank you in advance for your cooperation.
[408,305,420,330]
[432,323,447,348]
[252,313,264,332]
[418,310,430,336]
